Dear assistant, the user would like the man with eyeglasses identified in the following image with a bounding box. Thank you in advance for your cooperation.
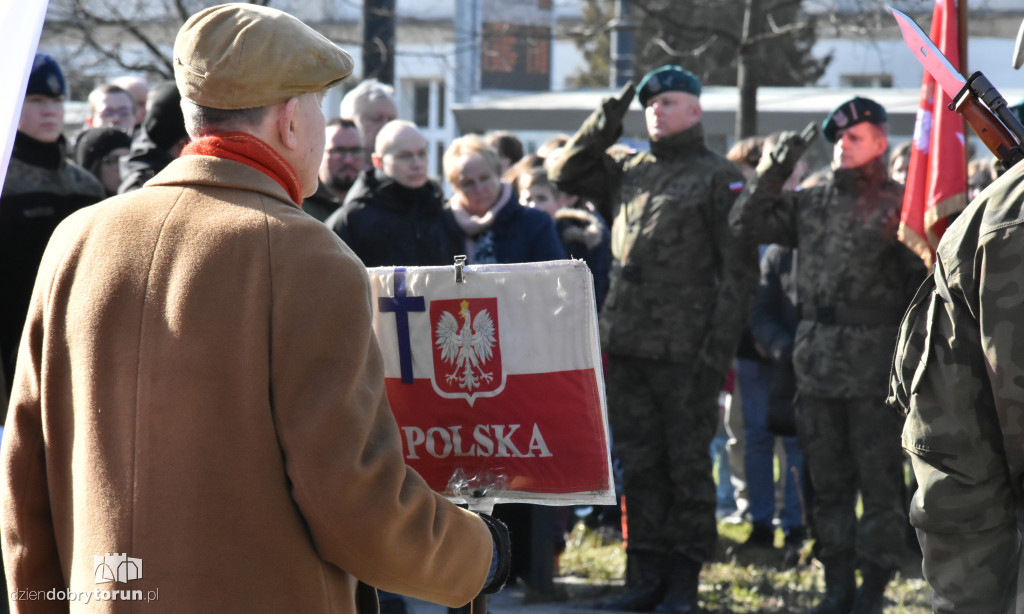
[83,84,137,134]
[304,117,365,221]
[327,119,461,267]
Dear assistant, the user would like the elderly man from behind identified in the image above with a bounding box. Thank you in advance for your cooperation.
[549,66,758,614]
[2,5,509,613]
[304,117,364,221]
[729,97,927,614]
[327,119,459,267]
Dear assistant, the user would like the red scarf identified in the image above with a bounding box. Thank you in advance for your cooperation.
[182,132,304,205]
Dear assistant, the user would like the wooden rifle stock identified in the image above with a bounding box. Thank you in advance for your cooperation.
[956,96,1021,163]
[951,72,1024,168]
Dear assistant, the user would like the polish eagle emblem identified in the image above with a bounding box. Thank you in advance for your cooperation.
[434,300,497,391]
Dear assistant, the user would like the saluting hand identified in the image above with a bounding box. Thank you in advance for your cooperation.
[761,121,820,178]
[594,81,637,142]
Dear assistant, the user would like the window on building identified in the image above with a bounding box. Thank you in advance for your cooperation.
[414,83,431,128]
[436,82,446,129]
[840,74,893,88]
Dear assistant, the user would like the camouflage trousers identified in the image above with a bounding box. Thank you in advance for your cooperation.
[796,393,907,569]
[606,356,719,562]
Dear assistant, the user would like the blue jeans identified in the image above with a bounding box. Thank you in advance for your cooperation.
[736,359,804,533]
[710,403,735,513]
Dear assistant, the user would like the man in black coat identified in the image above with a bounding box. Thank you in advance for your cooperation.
[326,120,461,267]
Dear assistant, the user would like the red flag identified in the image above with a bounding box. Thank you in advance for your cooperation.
[899,0,967,267]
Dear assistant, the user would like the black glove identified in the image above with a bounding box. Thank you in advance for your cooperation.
[478,513,511,595]
[760,121,820,178]
[593,81,636,143]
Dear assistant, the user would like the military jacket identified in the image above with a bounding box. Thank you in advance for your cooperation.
[888,162,1024,614]
[550,120,757,373]
[729,157,927,398]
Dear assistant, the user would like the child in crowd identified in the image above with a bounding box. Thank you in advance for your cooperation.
[516,166,611,310]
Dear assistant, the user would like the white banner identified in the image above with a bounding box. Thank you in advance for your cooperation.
[368,259,614,507]
[0,0,50,196]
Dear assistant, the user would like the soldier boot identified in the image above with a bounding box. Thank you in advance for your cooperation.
[850,562,893,614]
[653,554,701,614]
[598,552,665,612]
[806,556,855,614]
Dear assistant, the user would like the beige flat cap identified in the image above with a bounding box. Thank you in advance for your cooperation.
[174,3,354,110]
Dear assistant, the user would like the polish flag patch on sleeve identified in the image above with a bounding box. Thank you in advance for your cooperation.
[367,260,614,507]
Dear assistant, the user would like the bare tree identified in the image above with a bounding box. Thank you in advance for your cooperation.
[42,0,273,96]
[569,0,929,139]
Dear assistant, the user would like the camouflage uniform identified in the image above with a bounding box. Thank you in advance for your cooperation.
[729,155,926,572]
[550,100,758,566]
[889,162,1024,614]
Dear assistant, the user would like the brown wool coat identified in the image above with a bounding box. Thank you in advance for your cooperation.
[2,155,492,612]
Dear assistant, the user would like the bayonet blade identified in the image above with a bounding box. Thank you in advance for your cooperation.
[890,7,966,100]
[1014,17,1024,70]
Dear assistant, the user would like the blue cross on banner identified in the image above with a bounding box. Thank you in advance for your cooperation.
[377,268,425,383]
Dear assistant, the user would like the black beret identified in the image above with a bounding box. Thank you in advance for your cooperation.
[26,54,66,99]
[144,81,188,150]
[822,97,888,143]
[637,65,702,107]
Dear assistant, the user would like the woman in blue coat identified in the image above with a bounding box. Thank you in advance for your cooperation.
[442,135,565,265]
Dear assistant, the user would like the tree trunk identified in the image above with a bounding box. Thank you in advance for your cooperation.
[735,0,760,139]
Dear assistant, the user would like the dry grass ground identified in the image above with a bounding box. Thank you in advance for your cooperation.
[557,520,932,613]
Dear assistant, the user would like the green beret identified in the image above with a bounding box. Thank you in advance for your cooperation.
[822,97,888,143]
[637,65,702,107]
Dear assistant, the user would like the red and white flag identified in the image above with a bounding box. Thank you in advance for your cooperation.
[367,260,614,507]
[899,0,967,267]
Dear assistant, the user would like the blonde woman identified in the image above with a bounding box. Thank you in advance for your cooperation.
[443,134,564,264]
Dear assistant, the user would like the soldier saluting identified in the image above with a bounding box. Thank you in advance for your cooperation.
[550,66,758,614]
[729,98,927,614]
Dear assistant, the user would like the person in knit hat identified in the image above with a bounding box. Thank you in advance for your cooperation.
[73,126,133,196]
[117,80,190,193]
[2,6,509,613]
[0,53,104,401]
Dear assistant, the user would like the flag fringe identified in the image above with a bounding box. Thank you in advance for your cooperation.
[898,223,935,269]
[924,191,967,229]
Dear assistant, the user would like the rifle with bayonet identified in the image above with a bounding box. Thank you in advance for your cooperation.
[891,7,1024,168]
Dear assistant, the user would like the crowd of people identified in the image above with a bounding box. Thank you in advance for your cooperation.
[2,5,1023,614]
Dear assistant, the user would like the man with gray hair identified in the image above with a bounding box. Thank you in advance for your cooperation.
[340,78,397,165]
[2,5,508,612]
